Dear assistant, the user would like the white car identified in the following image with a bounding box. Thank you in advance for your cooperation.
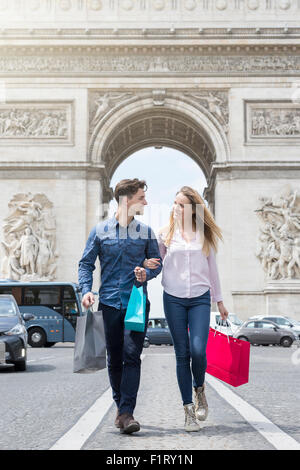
[248,315,300,341]
[210,311,244,336]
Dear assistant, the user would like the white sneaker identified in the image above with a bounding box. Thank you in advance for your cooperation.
[183,403,201,432]
[194,384,208,421]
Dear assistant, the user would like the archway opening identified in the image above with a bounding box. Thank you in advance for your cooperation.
[109,146,208,224]
[108,146,207,316]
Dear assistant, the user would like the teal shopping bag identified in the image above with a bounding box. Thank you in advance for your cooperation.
[124,284,146,332]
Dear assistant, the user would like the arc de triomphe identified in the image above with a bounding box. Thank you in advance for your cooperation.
[0,0,300,319]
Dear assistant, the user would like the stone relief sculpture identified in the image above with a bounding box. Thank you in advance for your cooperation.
[0,193,58,281]
[255,186,300,280]
[89,92,133,132]
[251,108,300,138]
[2,53,300,76]
[184,91,229,133]
[0,108,68,139]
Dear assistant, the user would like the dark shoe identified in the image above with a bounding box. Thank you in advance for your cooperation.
[115,409,121,428]
[118,413,140,434]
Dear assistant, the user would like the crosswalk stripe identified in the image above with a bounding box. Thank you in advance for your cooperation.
[49,354,146,450]
[206,375,300,451]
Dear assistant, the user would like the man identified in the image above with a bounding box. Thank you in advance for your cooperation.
[78,178,162,434]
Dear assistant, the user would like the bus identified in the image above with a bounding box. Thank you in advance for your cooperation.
[0,281,85,347]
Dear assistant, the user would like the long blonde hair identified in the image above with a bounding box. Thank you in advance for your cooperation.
[161,186,223,257]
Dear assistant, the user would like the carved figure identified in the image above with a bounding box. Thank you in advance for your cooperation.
[255,186,300,280]
[0,193,58,281]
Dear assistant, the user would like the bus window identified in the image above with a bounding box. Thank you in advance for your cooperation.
[63,286,77,301]
[0,286,22,305]
[0,286,12,295]
[24,286,61,306]
[63,301,79,330]
[12,287,22,305]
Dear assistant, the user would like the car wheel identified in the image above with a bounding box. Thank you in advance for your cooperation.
[237,336,249,342]
[280,337,293,348]
[14,359,26,371]
[143,338,150,348]
[28,327,47,348]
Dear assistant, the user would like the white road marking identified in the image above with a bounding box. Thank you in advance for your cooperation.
[27,356,55,363]
[206,375,300,451]
[50,387,114,450]
[49,354,146,450]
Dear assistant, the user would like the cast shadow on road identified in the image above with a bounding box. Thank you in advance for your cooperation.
[27,364,57,373]
[106,422,253,439]
[0,364,56,374]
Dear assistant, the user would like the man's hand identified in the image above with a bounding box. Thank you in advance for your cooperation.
[134,266,147,283]
[82,292,95,309]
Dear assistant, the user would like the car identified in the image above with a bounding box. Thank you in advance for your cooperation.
[143,335,150,348]
[233,319,296,347]
[248,315,300,340]
[0,294,35,371]
[146,317,173,346]
[210,311,244,336]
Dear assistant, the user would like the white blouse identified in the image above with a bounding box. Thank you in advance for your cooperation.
[157,228,223,302]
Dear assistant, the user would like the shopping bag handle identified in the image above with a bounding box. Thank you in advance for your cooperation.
[83,305,95,315]
[214,317,231,344]
[133,277,146,287]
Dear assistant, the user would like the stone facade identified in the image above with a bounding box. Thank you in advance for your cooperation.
[0,1,300,320]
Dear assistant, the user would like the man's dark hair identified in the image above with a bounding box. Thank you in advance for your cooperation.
[114,178,147,204]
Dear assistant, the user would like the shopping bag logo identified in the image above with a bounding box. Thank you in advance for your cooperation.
[124,285,146,332]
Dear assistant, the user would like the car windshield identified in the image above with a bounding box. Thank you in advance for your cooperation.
[229,314,243,326]
[0,300,17,317]
[285,317,300,326]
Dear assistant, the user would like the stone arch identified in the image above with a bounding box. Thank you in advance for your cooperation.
[89,94,229,206]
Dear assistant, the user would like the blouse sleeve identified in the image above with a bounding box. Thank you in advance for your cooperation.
[207,247,223,303]
[157,231,167,261]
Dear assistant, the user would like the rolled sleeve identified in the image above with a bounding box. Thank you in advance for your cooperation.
[145,228,163,282]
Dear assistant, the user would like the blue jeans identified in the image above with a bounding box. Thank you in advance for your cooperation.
[163,289,211,406]
[99,300,150,416]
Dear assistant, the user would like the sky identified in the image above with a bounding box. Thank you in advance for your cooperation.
[109,146,207,317]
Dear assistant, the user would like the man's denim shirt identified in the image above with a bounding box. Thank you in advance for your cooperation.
[78,215,163,310]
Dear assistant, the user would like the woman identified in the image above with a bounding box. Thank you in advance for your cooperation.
[143,186,229,432]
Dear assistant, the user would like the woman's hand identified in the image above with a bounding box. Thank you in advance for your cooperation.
[217,301,229,321]
[143,258,161,269]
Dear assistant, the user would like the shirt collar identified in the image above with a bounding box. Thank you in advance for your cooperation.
[108,213,138,229]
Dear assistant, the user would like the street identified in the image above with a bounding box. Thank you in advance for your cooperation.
[1,343,300,451]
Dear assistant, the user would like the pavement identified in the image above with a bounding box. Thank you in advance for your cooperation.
[83,347,274,450]
[1,343,300,452]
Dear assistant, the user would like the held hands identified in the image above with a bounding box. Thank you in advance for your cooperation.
[143,258,161,269]
[82,292,95,309]
[217,301,229,321]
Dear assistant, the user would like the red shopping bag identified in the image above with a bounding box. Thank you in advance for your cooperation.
[206,327,250,387]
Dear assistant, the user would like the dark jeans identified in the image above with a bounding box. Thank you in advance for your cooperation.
[163,289,211,406]
[99,300,150,416]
